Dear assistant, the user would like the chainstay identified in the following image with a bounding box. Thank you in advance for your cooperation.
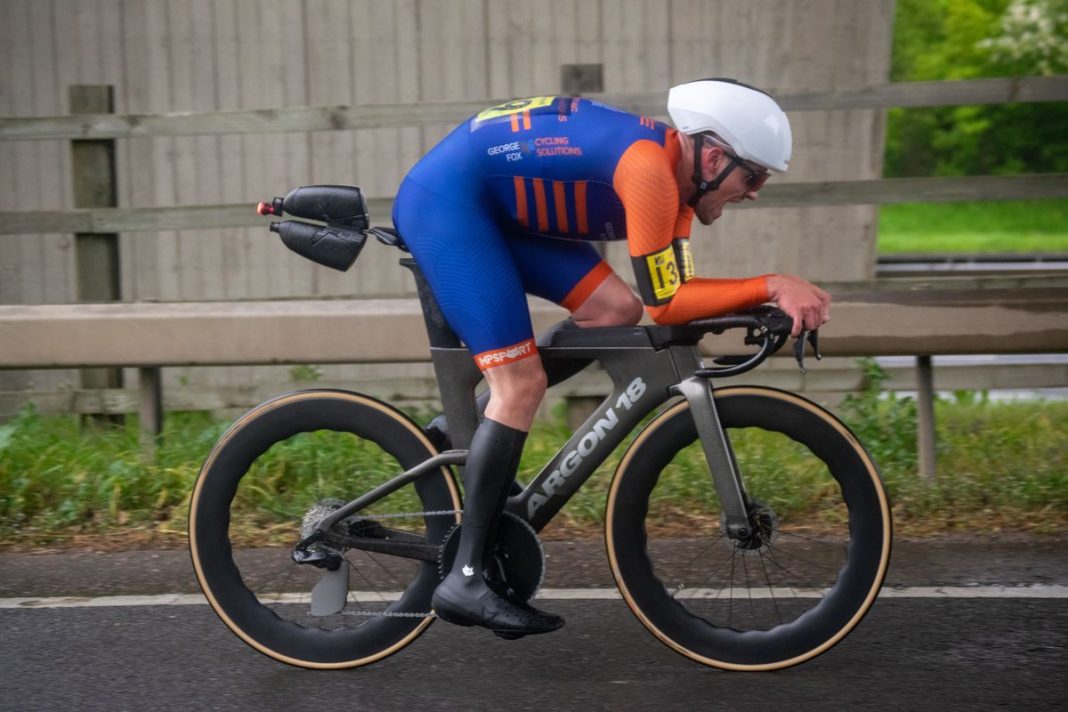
[314,511,459,619]
[291,510,460,619]
[351,509,461,520]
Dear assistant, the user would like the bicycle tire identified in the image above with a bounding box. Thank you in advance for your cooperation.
[189,389,461,669]
[606,386,891,671]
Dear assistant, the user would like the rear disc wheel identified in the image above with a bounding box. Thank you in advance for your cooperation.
[189,390,461,669]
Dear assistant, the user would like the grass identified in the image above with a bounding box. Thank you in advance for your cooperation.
[1,368,1066,549]
[877,199,1068,254]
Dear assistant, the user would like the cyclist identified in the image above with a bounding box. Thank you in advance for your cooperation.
[391,78,831,637]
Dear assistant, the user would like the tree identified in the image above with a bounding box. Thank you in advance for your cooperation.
[885,0,1068,177]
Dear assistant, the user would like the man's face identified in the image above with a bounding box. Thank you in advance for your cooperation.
[693,145,766,226]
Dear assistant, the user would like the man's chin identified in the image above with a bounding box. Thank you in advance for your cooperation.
[697,207,723,226]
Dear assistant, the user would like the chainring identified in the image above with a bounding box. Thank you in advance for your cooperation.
[438,512,546,604]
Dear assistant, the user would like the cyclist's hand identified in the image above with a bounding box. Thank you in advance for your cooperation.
[765,274,832,338]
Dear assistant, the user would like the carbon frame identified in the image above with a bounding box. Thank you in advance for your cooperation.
[400,256,753,538]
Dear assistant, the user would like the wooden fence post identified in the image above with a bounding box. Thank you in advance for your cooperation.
[70,85,163,451]
[71,85,122,424]
[916,355,937,480]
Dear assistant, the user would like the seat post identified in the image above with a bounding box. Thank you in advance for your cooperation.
[399,257,482,450]
[399,257,462,349]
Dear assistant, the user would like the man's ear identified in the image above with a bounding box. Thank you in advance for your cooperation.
[703,144,725,174]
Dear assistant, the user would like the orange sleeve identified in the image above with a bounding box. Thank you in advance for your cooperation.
[646,276,770,325]
[614,139,770,325]
[612,140,679,257]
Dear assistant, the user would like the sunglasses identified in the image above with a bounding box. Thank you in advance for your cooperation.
[737,160,769,191]
[706,135,770,191]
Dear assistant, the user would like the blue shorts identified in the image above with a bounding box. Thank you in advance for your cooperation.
[392,124,610,370]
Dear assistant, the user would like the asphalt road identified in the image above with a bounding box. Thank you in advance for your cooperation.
[2,537,1066,712]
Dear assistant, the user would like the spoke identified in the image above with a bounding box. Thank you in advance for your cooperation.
[763,535,843,583]
[269,559,299,607]
[740,551,757,629]
[757,550,785,627]
[759,544,813,594]
[354,546,412,591]
[346,552,395,610]
[773,528,848,544]
[670,538,736,601]
[727,547,740,628]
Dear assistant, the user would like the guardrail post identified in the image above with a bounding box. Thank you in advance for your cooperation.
[138,367,163,457]
[916,355,937,480]
[70,85,123,426]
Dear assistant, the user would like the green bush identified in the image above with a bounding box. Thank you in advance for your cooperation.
[886,0,1068,177]
[2,385,1066,546]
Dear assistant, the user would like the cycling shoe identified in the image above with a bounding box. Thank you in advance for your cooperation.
[432,575,564,637]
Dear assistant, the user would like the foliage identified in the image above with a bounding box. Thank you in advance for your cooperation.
[2,387,1067,546]
[0,406,221,543]
[886,0,1068,177]
[838,359,919,478]
[878,199,1068,252]
[288,364,323,383]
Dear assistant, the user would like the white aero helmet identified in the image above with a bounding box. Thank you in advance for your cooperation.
[667,78,792,173]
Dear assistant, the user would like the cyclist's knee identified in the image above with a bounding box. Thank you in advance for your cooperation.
[489,360,547,404]
[615,293,645,326]
[573,275,643,327]
[482,357,547,430]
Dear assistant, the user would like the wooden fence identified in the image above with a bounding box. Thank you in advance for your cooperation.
[2,75,1068,473]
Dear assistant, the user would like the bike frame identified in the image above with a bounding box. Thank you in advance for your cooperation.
[309,257,754,545]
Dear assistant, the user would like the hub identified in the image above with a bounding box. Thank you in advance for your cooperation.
[723,499,778,551]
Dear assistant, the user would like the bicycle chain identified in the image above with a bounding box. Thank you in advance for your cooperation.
[330,609,435,619]
[296,506,460,619]
[329,510,457,619]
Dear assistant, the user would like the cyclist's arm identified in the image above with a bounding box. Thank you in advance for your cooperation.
[613,140,770,325]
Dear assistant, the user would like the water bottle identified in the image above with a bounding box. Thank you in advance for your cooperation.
[269,220,367,272]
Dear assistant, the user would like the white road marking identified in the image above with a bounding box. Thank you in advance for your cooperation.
[1,585,1066,609]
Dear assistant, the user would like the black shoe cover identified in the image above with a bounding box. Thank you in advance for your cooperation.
[434,417,564,637]
[432,573,564,636]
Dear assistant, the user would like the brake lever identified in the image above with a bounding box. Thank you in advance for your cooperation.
[793,329,822,374]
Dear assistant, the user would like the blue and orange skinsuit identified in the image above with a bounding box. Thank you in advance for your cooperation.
[392,96,770,370]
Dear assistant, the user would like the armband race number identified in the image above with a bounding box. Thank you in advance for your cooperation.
[631,245,680,305]
[673,238,695,282]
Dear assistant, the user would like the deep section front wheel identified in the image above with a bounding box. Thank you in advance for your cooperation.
[606,386,891,671]
[189,390,461,669]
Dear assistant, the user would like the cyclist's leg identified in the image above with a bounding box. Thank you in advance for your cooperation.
[508,231,643,329]
[570,274,644,327]
[508,233,643,386]
[393,177,562,636]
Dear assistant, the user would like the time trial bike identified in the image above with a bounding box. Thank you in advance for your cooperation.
[188,184,892,672]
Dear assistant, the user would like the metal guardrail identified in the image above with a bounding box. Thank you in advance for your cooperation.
[877,254,1068,277]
